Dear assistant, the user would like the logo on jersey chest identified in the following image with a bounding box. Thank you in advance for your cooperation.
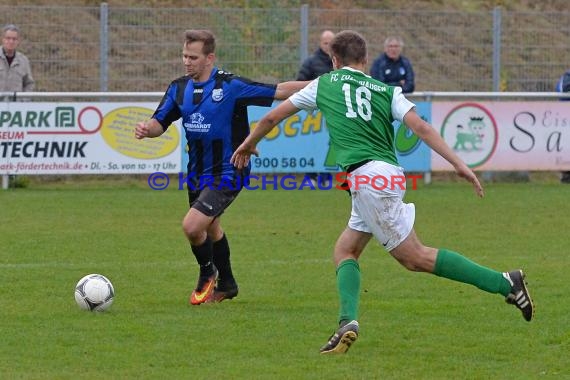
[212,88,223,102]
[184,112,211,133]
[193,88,204,104]
[191,113,204,124]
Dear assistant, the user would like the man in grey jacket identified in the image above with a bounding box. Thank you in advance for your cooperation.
[1,24,35,95]
[1,24,34,188]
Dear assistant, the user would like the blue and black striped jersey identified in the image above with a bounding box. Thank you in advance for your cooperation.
[153,67,276,188]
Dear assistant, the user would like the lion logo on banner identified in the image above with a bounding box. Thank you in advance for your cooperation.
[454,116,486,151]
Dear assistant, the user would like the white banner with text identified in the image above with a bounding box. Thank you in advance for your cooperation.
[3,101,569,175]
[431,102,570,170]
[0,102,182,174]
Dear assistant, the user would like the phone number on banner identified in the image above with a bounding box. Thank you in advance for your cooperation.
[252,156,316,170]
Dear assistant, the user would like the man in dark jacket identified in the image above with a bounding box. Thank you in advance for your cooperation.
[296,30,334,81]
[370,36,415,93]
[296,30,335,187]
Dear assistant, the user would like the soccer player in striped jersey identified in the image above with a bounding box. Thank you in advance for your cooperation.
[135,29,308,305]
[231,30,534,354]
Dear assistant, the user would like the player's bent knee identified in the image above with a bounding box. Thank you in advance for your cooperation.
[181,221,205,243]
[393,251,433,272]
[396,256,424,272]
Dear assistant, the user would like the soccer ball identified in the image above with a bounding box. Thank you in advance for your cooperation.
[74,274,115,312]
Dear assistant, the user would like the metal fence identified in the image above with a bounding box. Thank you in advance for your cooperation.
[3,5,570,93]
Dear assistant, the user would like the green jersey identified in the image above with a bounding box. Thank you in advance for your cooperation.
[290,67,415,170]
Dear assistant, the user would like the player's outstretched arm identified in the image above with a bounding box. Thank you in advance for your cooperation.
[135,118,165,139]
[274,81,310,100]
[403,110,484,198]
[231,100,300,169]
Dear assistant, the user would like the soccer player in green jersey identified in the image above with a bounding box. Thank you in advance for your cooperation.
[231,30,534,354]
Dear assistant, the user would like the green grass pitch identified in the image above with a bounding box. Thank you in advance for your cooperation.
[1,178,568,379]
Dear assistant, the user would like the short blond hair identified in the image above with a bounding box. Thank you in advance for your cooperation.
[184,29,216,55]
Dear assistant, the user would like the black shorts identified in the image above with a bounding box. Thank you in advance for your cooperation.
[187,186,241,217]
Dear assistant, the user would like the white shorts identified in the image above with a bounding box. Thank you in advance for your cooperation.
[347,160,415,251]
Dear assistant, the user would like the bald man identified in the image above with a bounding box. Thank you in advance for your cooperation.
[296,30,335,187]
[296,30,334,81]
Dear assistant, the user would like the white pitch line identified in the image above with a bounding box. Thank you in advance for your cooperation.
[0,258,330,269]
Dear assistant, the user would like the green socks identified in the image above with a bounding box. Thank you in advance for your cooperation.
[433,249,512,296]
[335,250,512,325]
[337,259,361,324]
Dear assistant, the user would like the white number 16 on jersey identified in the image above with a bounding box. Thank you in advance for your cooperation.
[342,84,372,121]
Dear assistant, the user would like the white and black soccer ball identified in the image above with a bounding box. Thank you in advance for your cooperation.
[74,274,115,312]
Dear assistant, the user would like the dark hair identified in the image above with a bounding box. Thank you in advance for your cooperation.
[184,29,216,55]
[330,30,367,66]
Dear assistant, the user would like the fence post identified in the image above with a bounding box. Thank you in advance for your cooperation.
[492,6,502,92]
[300,4,309,64]
[100,2,109,92]
[483,6,503,182]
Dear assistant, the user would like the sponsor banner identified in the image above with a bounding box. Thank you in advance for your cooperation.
[249,107,332,173]
[180,101,431,173]
[432,102,570,171]
[0,103,182,174]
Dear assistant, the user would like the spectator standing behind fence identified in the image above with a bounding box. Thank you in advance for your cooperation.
[370,36,414,93]
[135,29,308,305]
[296,30,335,187]
[556,69,570,183]
[0,24,35,95]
